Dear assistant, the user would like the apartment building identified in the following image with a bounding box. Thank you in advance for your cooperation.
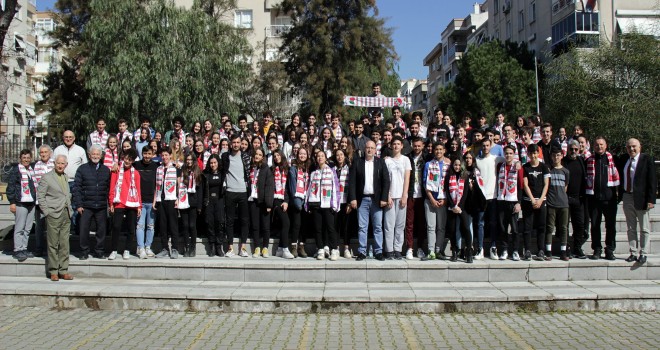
[410,80,428,113]
[398,78,418,108]
[31,11,61,142]
[1,0,37,142]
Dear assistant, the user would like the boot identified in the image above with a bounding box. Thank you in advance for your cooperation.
[297,244,308,258]
[291,244,298,258]
[450,250,458,262]
[466,249,473,264]
[208,243,216,257]
[190,245,196,257]
[459,247,465,260]
[183,245,190,257]
[216,244,225,257]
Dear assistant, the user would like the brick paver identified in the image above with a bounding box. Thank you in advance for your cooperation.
[1,307,657,349]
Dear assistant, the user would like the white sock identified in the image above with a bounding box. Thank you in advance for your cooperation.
[546,244,552,252]
[561,245,566,251]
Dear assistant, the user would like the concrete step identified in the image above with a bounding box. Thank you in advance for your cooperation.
[0,252,657,283]
[0,276,657,313]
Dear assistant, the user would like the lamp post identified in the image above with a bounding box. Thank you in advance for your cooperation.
[534,37,553,115]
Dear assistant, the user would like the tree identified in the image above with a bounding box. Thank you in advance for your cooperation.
[543,32,660,156]
[437,40,536,119]
[0,0,20,120]
[278,0,397,116]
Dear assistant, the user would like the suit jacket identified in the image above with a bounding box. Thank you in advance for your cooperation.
[618,153,657,210]
[348,157,390,204]
[37,171,72,219]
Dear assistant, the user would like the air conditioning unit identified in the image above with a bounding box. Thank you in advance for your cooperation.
[503,1,512,14]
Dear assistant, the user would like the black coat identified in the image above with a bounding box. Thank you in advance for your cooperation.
[618,153,657,210]
[348,157,390,204]
[6,164,36,205]
[186,173,209,209]
[73,162,111,209]
[249,163,274,208]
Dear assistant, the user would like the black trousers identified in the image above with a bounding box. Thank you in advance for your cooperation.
[288,205,304,244]
[522,201,546,252]
[249,201,271,248]
[157,200,179,251]
[225,191,249,248]
[498,201,520,252]
[273,199,290,247]
[447,210,472,253]
[588,197,617,253]
[337,203,350,246]
[80,207,107,255]
[206,195,226,245]
[568,196,587,250]
[111,208,137,252]
[310,206,337,249]
[180,208,198,249]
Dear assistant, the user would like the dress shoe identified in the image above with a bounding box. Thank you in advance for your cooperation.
[638,255,647,264]
[58,274,74,280]
[589,250,602,260]
[26,251,35,258]
[374,253,385,261]
[50,274,59,281]
[356,253,367,261]
[208,243,216,257]
[605,251,616,261]
[190,247,196,257]
[625,254,637,262]
[79,253,89,261]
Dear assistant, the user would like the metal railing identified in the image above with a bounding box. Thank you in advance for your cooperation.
[265,25,292,38]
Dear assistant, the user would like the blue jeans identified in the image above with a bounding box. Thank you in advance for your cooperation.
[357,197,383,255]
[136,202,155,249]
[456,214,473,249]
[68,181,79,235]
[472,211,484,250]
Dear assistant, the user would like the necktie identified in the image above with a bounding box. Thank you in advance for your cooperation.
[626,160,632,192]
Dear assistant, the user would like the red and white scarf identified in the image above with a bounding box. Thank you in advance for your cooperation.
[249,166,260,201]
[155,164,178,201]
[448,175,465,207]
[336,164,349,204]
[586,152,620,195]
[425,159,447,195]
[116,130,132,143]
[375,140,383,158]
[33,159,54,188]
[90,130,109,146]
[308,166,335,208]
[208,144,220,155]
[497,162,519,202]
[532,127,541,143]
[332,126,343,141]
[273,166,287,200]
[18,164,34,203]
[294,168,308,199]
[113,164,140,207]
[103,148,118,169]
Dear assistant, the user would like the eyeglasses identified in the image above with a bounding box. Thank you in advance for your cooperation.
[570,148,579,151]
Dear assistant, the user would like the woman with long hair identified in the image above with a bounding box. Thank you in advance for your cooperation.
[203,119,214,148]
[193,140,209,170]
[287,147,311,258]
[252,120,263,143]
[103,135,120,171]
[108,149,142,260]
[298,132,310,150]
[204,154,226,257]
[168,138,184,168]
[120,139,134,160]
[446,138,461,159]
[248,148,274,257]
[271,150,294,259]
[179,153,207,257]
[318,127,335,159]
[308,124,319,147]
[338,136,356,165]
[333,148,352,259]
[444,156,473,263]
[135,127,151,159]
[251,135,263,154]
[208,132,221,155]
[284,113,302,142]
[190,121,203,142]
[464,151,487,259]
[305,150,340,261]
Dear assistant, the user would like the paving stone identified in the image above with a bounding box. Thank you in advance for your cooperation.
[203,267,244,282]
[608,265,648,280]
[528,266,569,282]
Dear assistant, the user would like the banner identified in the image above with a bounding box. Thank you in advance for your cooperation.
[343,95,409,109]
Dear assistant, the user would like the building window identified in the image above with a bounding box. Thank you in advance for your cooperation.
[506,20,512,39]
[530,2,536,23]
[234,10,253,29]
[494,0,499,14]
[35,18,56,32]
[518,10,524,31]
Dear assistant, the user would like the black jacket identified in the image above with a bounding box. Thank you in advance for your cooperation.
[6,164,36,205]
[221,150,251,191]
[186,173,209,209]
[73,162,111,209]
[618,153,657,210]
[407,152,427,198]
[348,157,390,204]
[249,163,274,208]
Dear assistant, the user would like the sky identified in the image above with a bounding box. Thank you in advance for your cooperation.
[36,0,480,81]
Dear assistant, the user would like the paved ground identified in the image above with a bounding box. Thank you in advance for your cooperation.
[1,307,657,350]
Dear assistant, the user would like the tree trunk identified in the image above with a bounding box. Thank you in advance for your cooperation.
[0,0,19,117]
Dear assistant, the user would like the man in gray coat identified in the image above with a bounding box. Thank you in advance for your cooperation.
[37,155,74,281]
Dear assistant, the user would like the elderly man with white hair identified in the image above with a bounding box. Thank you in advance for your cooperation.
[73,144,111,260]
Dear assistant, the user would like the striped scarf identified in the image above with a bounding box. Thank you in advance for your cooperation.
[249,166,260,200]
[375,140,382,158]
[116,130,132,143]
[532,127,541,143]
[155,164,178,201]
[103,148,118,169]
[343,95,408,109]
[18,164,34,203]
[295,168,308,199]
[585,152,620,195]
[332,126,343,141]
[33,159,54,188]
[497,162,519,202]
[336,164,349,204]
[448,175,465,207]
[113,164,140,207]
[425,159,445,193]
[273,166,287,200]
[308,166,335,208]
[90,130,109,146]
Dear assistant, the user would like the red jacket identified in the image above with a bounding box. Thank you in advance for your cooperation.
[108,167,142,208]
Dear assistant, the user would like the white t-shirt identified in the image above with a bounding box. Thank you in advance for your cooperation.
[386,155,412,199]
[476,153,505,200]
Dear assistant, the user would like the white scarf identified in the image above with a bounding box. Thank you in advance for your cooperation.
[448,175,465,207]
[308,166,335,208]
[113,163,140,207]
[273,166,286,200]
[497,162,519,202]
[18,164,34,203]
[294,168,308,199]
[336,164,349,204]
[156,164,178,201]
[249,166,260,201]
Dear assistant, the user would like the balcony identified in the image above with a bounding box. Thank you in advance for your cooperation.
[266,25,292,38]
[445,44,466,65]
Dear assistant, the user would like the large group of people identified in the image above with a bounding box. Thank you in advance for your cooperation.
[6,84,657,281]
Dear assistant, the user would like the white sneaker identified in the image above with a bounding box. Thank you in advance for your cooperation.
[282,248,294,259]
[417,248,426,259]
[138,248,147,259]
[122,250,130,260]
[239,247,249,257]
[145,247,155,257]
[225,249,235,258]
[489,247,498,260]
[499,250,508,260]
[512,251,520,261]
[316,249,325,260]
[276,247,283,257]
[343,248,352,259]
[323,246,330,258]
[475,248,484,260]
[108,251,117,260]
[406,249,414,260]
[330,249,339,261]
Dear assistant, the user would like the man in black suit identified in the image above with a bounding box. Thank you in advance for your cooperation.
[620,138,656,264]
[349,141,391,261]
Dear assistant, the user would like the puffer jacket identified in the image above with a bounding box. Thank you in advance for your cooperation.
[73,161,111,209]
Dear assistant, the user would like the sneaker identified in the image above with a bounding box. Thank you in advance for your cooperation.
[534,250,546,261]
[155,249,170,258]
[523,250,532,261]
[405,249,414,260]
[512,251,520,261]
[560,250,569,261]
[261,248,269,258]
[138,248,147,260]
[393,251,403,260]
[343,248,353,259]
[323,246,330,258]
[474,248,484,260]
[282,248,294,259]
[573,248,587,259]
[145,247,155,257]
[604,250,616,261]
[217,245,226,257]
[253,247,261,258]
[330,249,339,261]
[427,251,436,260]
[108,251,117,260]
[225,248,235,258]
[276,247,283,258]
[170,249,179,259]
[489,247,498,260]
[590,249,602,260]
[13,251,27,262]
[239,247,249,257]
[544,251,553,261]
[499,250,508,260]
[25,251,35,258]
[417,248,426,259]
[122,250,130,260]
[316,249,325,260]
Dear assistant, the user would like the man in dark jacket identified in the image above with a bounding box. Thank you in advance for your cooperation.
[220,134,252,256]
[349,140,390,261]
[562,140,588,259]
[404,137,427,259]
[73,144,111,260]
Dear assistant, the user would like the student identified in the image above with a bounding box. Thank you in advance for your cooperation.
[103,135,120,171]
[204,154,225,257]
[444,156,473,263]
[306,150,340,261]
[116,118,133,143]
[135,127,151,160]
[384,136,411,259]
[546,148,571,261]
[288,147,311,258]
[405,137,427,260]
[7,149,37,262]
[496,145,524,261]
[179,153,207,257]
[248,148,275,258]
[108,149,142,260]
[333,149,352,259]
[222,135,252,258]
[271,150,294,259]
[87,117,110,149]
[522,144,551,261]
[423,142,449,260]
[134,146,159,258]
[153,147,182,259]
